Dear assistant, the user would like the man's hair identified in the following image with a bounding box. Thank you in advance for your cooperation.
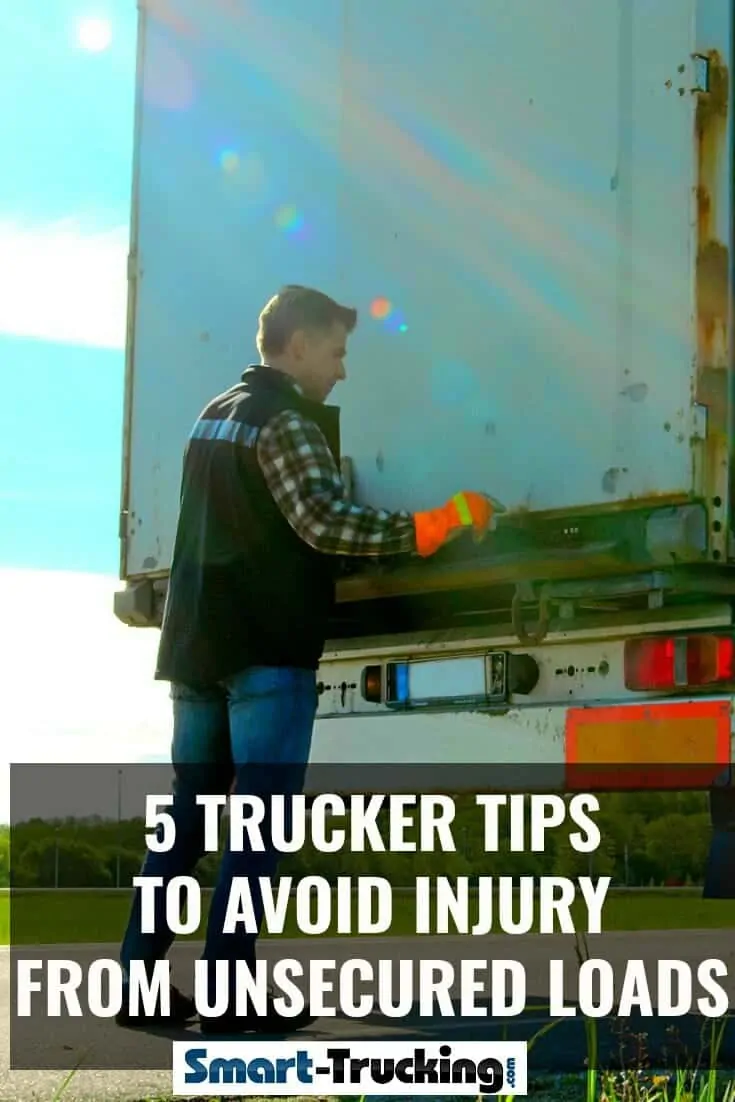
[256,284,357,359]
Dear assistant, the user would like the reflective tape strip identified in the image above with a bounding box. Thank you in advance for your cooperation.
[453,492,473,526]
[190,418,259,447]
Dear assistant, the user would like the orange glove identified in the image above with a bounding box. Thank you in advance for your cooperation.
[413,492,501,558]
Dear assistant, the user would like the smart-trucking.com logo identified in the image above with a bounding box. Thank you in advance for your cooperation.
[171,1040,527,1096]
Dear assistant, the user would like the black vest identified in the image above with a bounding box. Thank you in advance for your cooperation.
[155,365,341,686]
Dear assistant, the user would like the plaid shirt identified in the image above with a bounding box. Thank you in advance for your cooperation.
[256,409,417,556]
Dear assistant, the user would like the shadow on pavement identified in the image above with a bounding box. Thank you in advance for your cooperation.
[320,998,735,1075]
[112,997,735,1076]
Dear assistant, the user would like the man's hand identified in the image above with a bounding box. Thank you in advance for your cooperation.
[413,491,504,557]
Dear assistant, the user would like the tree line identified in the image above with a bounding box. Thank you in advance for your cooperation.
[4,790,719,889]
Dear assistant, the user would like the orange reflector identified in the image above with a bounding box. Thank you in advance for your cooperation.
[565,700,731,789]
[361,665,383,704]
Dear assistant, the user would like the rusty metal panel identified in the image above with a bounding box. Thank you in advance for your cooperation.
[121,0,732,579]
[692,0,734,559]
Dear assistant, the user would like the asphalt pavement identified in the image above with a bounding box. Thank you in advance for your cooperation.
[2,931,735,1100]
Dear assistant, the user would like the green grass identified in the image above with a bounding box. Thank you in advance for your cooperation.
[46,1087,735,1102]
[2,887,735,945]
[101,1095,735,1102]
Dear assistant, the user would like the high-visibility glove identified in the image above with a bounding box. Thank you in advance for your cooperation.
[413,492,504,558]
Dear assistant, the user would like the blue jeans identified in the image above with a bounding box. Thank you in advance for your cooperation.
[703,829,735,898]
[119,665,318,1007]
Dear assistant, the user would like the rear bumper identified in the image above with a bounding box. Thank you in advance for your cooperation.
[308,695,734,791]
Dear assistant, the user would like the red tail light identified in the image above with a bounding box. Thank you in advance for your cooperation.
[624,634,735,691]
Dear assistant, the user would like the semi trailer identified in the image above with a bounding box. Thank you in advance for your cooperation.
[114,0,735,861]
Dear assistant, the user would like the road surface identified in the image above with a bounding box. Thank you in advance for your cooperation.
[2,931,735,1100]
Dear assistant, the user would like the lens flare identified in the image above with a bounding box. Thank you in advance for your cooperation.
[386,310,408,334]
[219,149,240,173]
[370,297,392,320]
[275,205,305,235]
[370,298,408,333]
[218,151,266,198]
[277,207,308,243]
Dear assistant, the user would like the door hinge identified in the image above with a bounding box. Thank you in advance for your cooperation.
[127,251,138,282]
[693,54,710,93]
[691,403,708,441]
[119,509,129,540]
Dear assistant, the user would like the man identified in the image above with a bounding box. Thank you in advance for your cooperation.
[117,285,498,1034]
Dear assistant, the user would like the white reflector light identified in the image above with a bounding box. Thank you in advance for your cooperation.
[386,654,504,707]
[408,657,486,699]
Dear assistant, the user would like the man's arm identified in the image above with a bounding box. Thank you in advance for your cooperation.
[256,409,417,556]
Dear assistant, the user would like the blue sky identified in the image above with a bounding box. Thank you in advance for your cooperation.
[0,3,172,819]
[0,1,135,572]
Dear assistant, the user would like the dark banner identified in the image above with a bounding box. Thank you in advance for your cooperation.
[8,763,735,1073]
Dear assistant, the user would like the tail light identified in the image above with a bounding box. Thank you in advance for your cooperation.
[360,652,539,708]
[361,666,383,704]
[624,633,735,691]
